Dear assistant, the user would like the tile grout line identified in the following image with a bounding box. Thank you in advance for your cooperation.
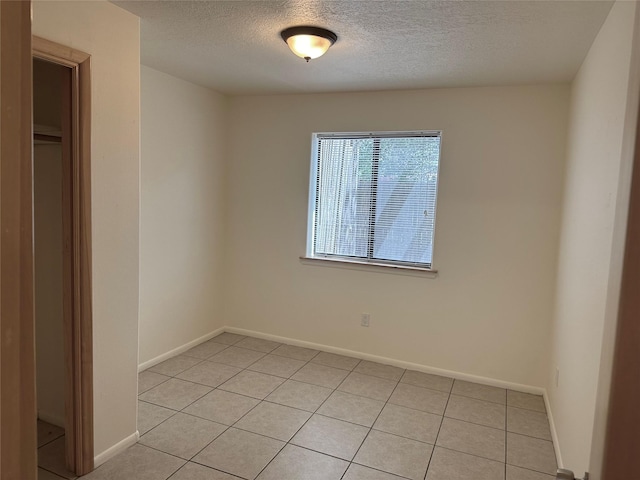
[173,341,320,477]
[344,372,406,479]
[504,388,508,480]
[423,380,454,480]
[147,355,450,476]
[138,344,268,443]
[248,357,365,479]
[137,334,554,479]
[253,357,405,477]
[37,465,74,480]
[36,432,65,450]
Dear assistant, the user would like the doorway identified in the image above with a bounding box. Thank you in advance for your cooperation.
[32,37,94,478]
[33,57,72,479]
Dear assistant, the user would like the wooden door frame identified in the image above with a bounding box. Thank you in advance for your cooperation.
[32,36,94,476]
[0,1,37,479]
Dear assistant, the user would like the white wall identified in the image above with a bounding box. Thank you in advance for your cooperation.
[34,144,65,427]
[33,0,140,459]
[548,1,638,473]
[139,66,228,364]
[225,85,569,388]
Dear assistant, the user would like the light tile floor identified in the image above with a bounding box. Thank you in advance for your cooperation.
[83,333,558,480]
[37,420,76,480]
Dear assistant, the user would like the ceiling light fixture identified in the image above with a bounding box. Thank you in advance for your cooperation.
[280,26,337,62]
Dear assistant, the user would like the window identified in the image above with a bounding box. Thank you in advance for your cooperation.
[306,131,442,270]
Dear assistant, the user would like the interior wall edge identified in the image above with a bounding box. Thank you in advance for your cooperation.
[589,3,640,478]
[545,1,639,472]
[137,326,226,372]
[223,326,547,395]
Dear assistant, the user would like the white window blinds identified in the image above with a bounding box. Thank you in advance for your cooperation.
[308,132,441,268]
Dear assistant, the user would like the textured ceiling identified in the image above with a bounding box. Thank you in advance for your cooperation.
[113,0,613,95]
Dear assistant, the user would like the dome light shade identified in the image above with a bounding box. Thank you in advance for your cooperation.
[280,26,337,62]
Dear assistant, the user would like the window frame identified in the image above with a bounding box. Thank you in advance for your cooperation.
[305,130,442,274]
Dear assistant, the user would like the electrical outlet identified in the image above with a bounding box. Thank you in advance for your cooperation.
[361,313,370,327]
[555,367,560,387]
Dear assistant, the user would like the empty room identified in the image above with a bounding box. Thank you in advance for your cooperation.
[2,0,640,480]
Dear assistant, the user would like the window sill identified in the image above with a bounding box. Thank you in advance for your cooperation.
[299,256,438,278]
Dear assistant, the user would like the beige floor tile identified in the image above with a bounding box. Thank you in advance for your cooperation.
[139,412,226,459]
[426,446,505,480]
[265,379,333,412]
[148,355,203,377]
[234,402,311,441]
[256,444,349,480]
[388,383,448,415]
[452,380,506,404]
[80,339,565,480]
[354,361,405,381]
[507,432,557,476]
[182,341,229,360]
[354,430,433,480]
[271,344,320,361]
[507,391,546,413]
[311,351,361,371]
[38,438,76,479]
[235,337,282,353]
[81,444,185,480]
[373,403,442,444]
[138,378,212,410]
[37,420,65,448]
[247,354,306,378]
[218,370,284,399]
[291,414,369,461]
[176,361,241,387]
[184,389,260,425]
[193,428,284,479]
[211,333,246,345]
[38,468,67,480]
[507,407,552,440]
[400,370,454,393]
[208,346,266,369]
[342,464,407,480]
[445,394,506,429]
[170,462,239,480]
[338,372,397,402]
[137,400,176,435]
[291,362,350,389]
[436,417,505,462]
[138,371,171,395]
[506,465,555,480]
[317,390,385,427]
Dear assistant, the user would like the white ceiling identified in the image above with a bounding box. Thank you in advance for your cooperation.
[113,0,614,95]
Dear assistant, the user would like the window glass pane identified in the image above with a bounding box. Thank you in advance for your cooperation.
[314,138,372,258]
[373,137,440,265]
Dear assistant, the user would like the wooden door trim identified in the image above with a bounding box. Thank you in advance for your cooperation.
[33,36,94,476]
[0,2,37,479]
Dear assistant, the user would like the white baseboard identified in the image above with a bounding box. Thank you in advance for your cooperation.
[138,326,226,372]
[38,410,65,429]
[94,431,139,467]
[544,390,563,468]
[224,326,546,395]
